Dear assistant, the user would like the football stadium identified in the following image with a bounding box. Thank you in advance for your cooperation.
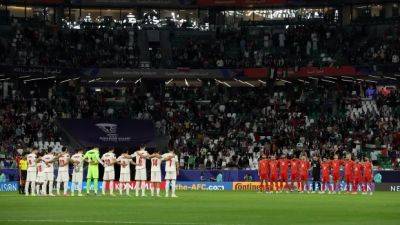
[0,0,400,224]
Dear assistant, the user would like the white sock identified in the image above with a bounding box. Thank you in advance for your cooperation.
[156,188,160,196]
[110,181,114,194]
[102,181,106,194]
[126,183,130,195]
[141,182,146,196]
[171,180,176,195]
[63,182,68,195]
[42,181,48,195]
[150,184,154,196]
[78,181,82,194]
[49,181,53,194]
[135,181,140,196]
[31,181,36,194]
[119,182,123,195]
[165,180,170,196]
[25,181,30,194]
[71,182,75,194]
[36,184,40,195]
[56,182,61,194]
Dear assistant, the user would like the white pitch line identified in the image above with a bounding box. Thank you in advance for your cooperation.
[0,219,245,225]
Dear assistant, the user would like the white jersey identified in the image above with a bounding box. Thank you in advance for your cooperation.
[58,153,70,172]
[36,161,45,176]
[42,154,55,173]
[150,157,161,172]
[71,153,84,173]
[162,153,178,172]
[131,150,148,170]
[117,155,132,174]
[26,153,37,172]
[101,152,116,172]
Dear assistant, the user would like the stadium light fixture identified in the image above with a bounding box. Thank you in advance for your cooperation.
[321,79,335,84]
[60,79,72,84]
[258,79,266,84]
[24,77,42,82]
[165,78,173,85]
[297,79,310,84]
[185,79,189,87]
[135,78,142,84]
[324,76,337,80]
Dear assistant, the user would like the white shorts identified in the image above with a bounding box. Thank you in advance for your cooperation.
[45,172,54,181]
[119,173,131,182]
[72,172,83,183]
[56,171,69,182]
[36,174,45,183]
[103,171,115,181]
[135,169,147,181]
[151,171,161,182]
[165,171,177,180]
[27,170,37,182]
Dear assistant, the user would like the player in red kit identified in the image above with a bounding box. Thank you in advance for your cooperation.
[258,154,269,193]
[299,155,310,193]
[352,158,363,194]
[343,154,354,193]
[268,155,279,193]
[362,157,373,195]
[278,155,289,193]
[290,157,300,192]
[330,154,342,194]
[320,157,331,193]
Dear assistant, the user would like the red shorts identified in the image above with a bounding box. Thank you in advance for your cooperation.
[300,173,308,181]
[322,174,330,183]
[363,175,372,183]
[344,174,353,183]
[259,173,268,181]
[333,173,340,182]
[291,173,298,181]
[270,175,278,182]
[280,173,288,182]
[353,176,361,184]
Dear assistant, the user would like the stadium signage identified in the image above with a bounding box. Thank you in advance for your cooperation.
[175,182,232,191]
[375,183,400,192]
[233,182,261,191]
[0,182,19,192]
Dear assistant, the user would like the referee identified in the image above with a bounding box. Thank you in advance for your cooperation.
[311,155,321,193]
[18,154,28,194]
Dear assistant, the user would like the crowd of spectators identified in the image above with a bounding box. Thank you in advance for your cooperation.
[1,80,400,171]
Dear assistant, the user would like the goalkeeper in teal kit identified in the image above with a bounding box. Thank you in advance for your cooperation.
[83,148,103,195]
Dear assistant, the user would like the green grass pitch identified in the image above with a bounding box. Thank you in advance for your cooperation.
[0,191,399,225]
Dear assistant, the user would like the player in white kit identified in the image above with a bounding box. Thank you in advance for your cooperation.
[101,148,116,196]
[56,147,70,196]
[42,151,57,196]
[70,149,84,196]
[149,150,162,197]
[128,147,149,197]
[35,154,46,195]
[25,149,39,196]
[162,150,179,198]
[117,151,136,196]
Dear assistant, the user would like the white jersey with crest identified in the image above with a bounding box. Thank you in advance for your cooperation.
[162,153,178,172]
[26,153,37,172]
[101,152,116,172]
[131,150,148,170]
[42,154,55,173]
[58,153,70,172]
[71,153,84,173]
[150,157,161,172]
[117,155,132,174]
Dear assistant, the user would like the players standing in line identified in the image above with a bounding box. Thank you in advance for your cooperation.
[352,158,363,194]
[330,154,342,194]
[101,148,117,196]
[290,156,300,192]
[278,155,289,193]
[268,155,279,193]
[117,151,135,196]
[162,150,179,198]
[42,150,57,196]
[343,154,354,193]
[320,157,331,194]
[56,147,70,196]
[128,147,149,197]
[83,147,104,195]
[70,149,84,196]
[149,150,162,197]
[35,153,46,195]
[362,157,373,195]
[25,149,39,196]
[299,155,310,193]
[258,154,269,193]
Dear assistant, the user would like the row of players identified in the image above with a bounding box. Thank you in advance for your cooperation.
[257,153,374,194]
[24,147,179,197]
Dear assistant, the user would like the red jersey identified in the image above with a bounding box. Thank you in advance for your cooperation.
[269,160,279,178]
[321,161,331,177]
[363,162,373,176]
[353,163,363,178]
[278,159,289,175]
[290,159,299,175]
[299,160,309,175]
[344,160,354,176]
[331,159,341,175]
[258,159,269,175]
